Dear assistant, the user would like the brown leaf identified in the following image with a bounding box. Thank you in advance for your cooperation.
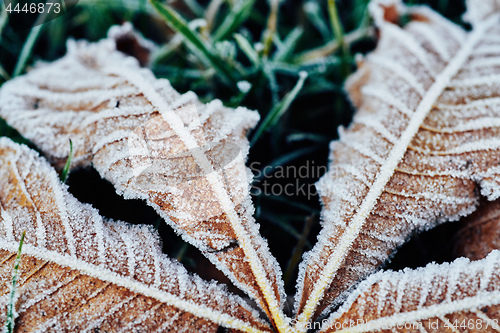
[454,198,500,261]
[108,23,156,66]
[0,138,272,332]
[294,0,500,327]
[0,25,288,330]
[319,251,500,333]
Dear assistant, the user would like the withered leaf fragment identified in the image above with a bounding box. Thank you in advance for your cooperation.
[320,250,500,333]
[0,138,272,332]
[454,198,500,261]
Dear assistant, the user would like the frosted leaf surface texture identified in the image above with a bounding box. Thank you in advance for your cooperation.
[0,138,272,333]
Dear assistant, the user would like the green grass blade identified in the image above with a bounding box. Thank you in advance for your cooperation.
[327,0,350,77]
[12,24,44,77]
[152,19,208,66]
[273,26,303,62]
[0,1,9,45]
[183,0,204,17]
[60,139,74,183]
[233,33,260,67]
[227,80,252,107]
[12,7,53,77]
[251,71,308,146]
[303,1,331,42]
[286,132,329,144]
[283,214,315,286]
[78,0,156,14]
[263,62,279,105]
[0,61,10,82]
[5,231,26,333]
[212,0,256,42]
[149,0,239,85]
[352,0,371,29]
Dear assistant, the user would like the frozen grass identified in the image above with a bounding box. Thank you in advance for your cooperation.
[60,139,74,183]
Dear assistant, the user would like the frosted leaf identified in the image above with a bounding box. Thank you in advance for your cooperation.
[319,250,500,333]
[294,0,500,329]
[0,26,288,331]
[0,138,272,332]
[464,0,500,26]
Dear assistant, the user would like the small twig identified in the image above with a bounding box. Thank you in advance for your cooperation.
[176,243,190,262]
[294,26,374,64]
[284,215,315,286]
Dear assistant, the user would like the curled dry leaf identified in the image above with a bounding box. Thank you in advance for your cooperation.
[0,138,271,333]
[320,250,500,333]
[454,198,500,261]
[0,26,288,331]
[295,0,500,327]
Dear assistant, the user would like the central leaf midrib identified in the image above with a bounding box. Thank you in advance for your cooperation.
[103,67,289,333]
